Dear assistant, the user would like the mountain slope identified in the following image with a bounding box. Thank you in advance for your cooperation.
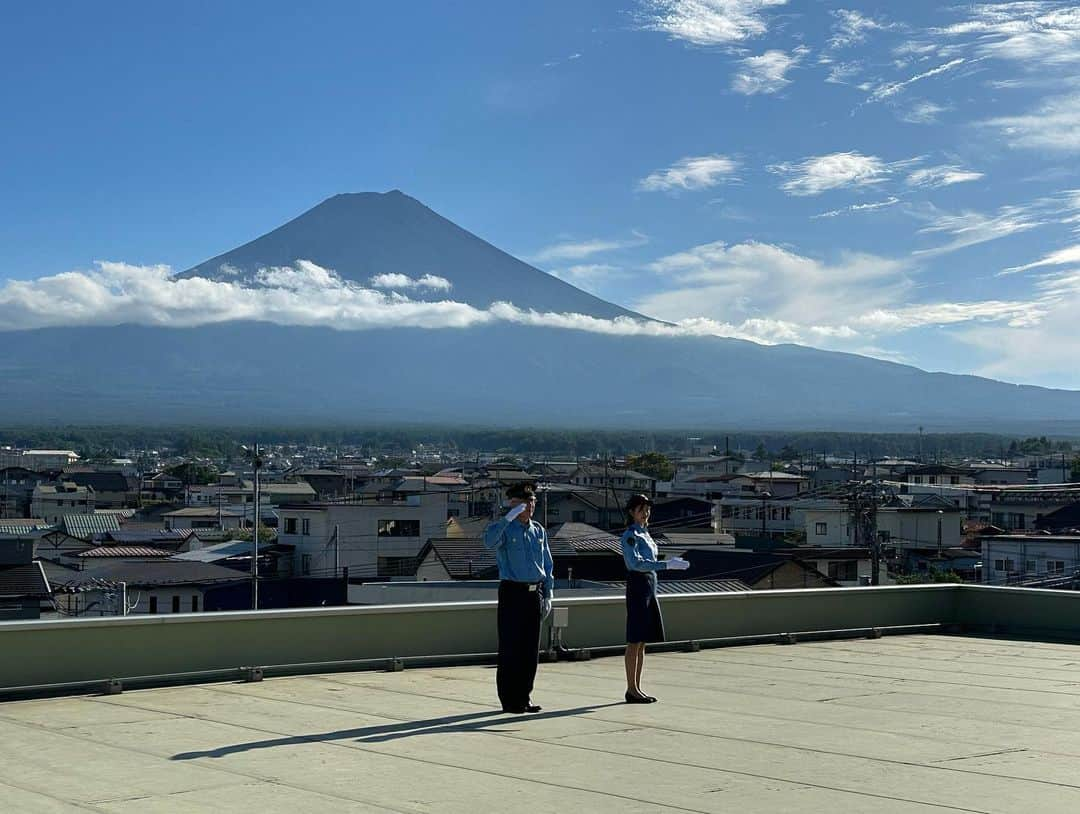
[181,190,640,320]
[4,191,1079,431]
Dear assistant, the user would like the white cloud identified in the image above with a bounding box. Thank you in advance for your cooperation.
[906,165,984,189]
[369,273,452,291]
[982,93,1080,152]
[632,239,1069,355]
[637,0,789,46]
[641,240,911,327]
[899,100,949,124]
[913,191,1080,255]
[1000,243,1080,275]
[0,258,819,344]
[934,4,1080,66]
[732,48,807,95]
[914,205,1043,256]
[829,9,894,49]
[824,61,863,85]
[955,271,1080,387]
[768,151,911,196]
[528,233,648,264]
[812,197,900,219]
[638,154,740,191]
[865,58,966,104]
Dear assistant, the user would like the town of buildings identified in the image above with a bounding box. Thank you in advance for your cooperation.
[1,437,1077,620]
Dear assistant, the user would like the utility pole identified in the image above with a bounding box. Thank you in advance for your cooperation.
[252,443,262,611]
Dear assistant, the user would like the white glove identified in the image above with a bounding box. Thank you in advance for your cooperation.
[505,503,526,522]
[666,557,690,571]
[541,598,552,619]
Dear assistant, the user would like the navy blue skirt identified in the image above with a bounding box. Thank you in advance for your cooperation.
[626,571,666,644]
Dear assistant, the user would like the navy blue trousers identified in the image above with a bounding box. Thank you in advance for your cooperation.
[496,580,543,711]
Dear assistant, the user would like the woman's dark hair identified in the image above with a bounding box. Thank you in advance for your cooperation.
[624,493,653,524]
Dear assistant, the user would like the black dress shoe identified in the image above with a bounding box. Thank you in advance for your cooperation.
[625,691,651,704]
[525,704,542,713]
[501,706,526,714]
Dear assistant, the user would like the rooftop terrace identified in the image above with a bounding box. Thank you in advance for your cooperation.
[3,585,1080,812]
[3,634,1080,812]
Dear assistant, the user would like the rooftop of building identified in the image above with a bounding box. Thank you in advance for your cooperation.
[3,633,1079,811]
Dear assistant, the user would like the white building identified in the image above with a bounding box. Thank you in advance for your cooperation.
[277,493,449,579]
[6,450,81,471]
[802,496,962,552]
[981,534,1080,584]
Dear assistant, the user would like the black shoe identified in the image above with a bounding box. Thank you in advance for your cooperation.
[643,695,658,703]
[501,705,526,714]
[625,691,651,704]
[525,704,542,713]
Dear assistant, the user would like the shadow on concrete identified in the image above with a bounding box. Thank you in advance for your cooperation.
[171,702,622,759]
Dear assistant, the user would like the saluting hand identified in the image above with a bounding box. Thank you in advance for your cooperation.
[505,503,527,522]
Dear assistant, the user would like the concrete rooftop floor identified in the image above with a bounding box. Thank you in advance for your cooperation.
[2,634,1080,813]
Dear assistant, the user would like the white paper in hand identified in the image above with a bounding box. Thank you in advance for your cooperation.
[667,557,691,571]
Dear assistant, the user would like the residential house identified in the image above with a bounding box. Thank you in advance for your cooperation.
[31,482,95,525]
[51,560,248,615]
[535,485,612,528]
[781,547,877,586]
[664,549,837,590]
[0,467,51,518]
[0,536,51,619]
[61,470,134,509]
[1035,502,1080,532]
[164,506,248,531]
[140,472,184,502]
[277,492,449,579]
[569,465,656,502]
[987,490,1075,532]
[981,533,1080,585]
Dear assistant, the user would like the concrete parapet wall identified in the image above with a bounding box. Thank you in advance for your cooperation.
[0,585,968,693]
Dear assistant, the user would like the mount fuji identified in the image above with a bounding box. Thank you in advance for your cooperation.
[3,190,1079,431]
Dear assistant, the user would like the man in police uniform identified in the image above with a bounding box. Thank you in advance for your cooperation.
[483,482,554,713]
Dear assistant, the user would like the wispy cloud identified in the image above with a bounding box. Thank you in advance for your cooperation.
[768,151,914,196]
[823,60,863,85]
[914,205,1043,256]
[369,273,452,291]
[981,93,1080,153]
[899,100,949,125]
[1000,244,1080,275]
[732,47,807,95]
[829,9,895,50]
[914,190,1080,255]
[638,154,740,192]
[906,165,984,189]
[812,197,900,219]
[634,239,1056,349]
[933,3,1080,66]
[865,58,966,104]
[637,0,789,46]
[528,233,648,264]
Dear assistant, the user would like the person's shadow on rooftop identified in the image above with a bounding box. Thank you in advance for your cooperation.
[171,702,621,760]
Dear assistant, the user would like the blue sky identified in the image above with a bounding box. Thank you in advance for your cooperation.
[2,1,1080,388]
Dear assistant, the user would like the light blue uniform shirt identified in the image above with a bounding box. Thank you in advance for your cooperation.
[621,523,668,573]
[483,516,555,598]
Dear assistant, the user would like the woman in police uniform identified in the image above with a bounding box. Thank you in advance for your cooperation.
[621,494,689,703]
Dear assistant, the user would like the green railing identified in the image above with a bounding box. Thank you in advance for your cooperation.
[1,584,1076,698]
